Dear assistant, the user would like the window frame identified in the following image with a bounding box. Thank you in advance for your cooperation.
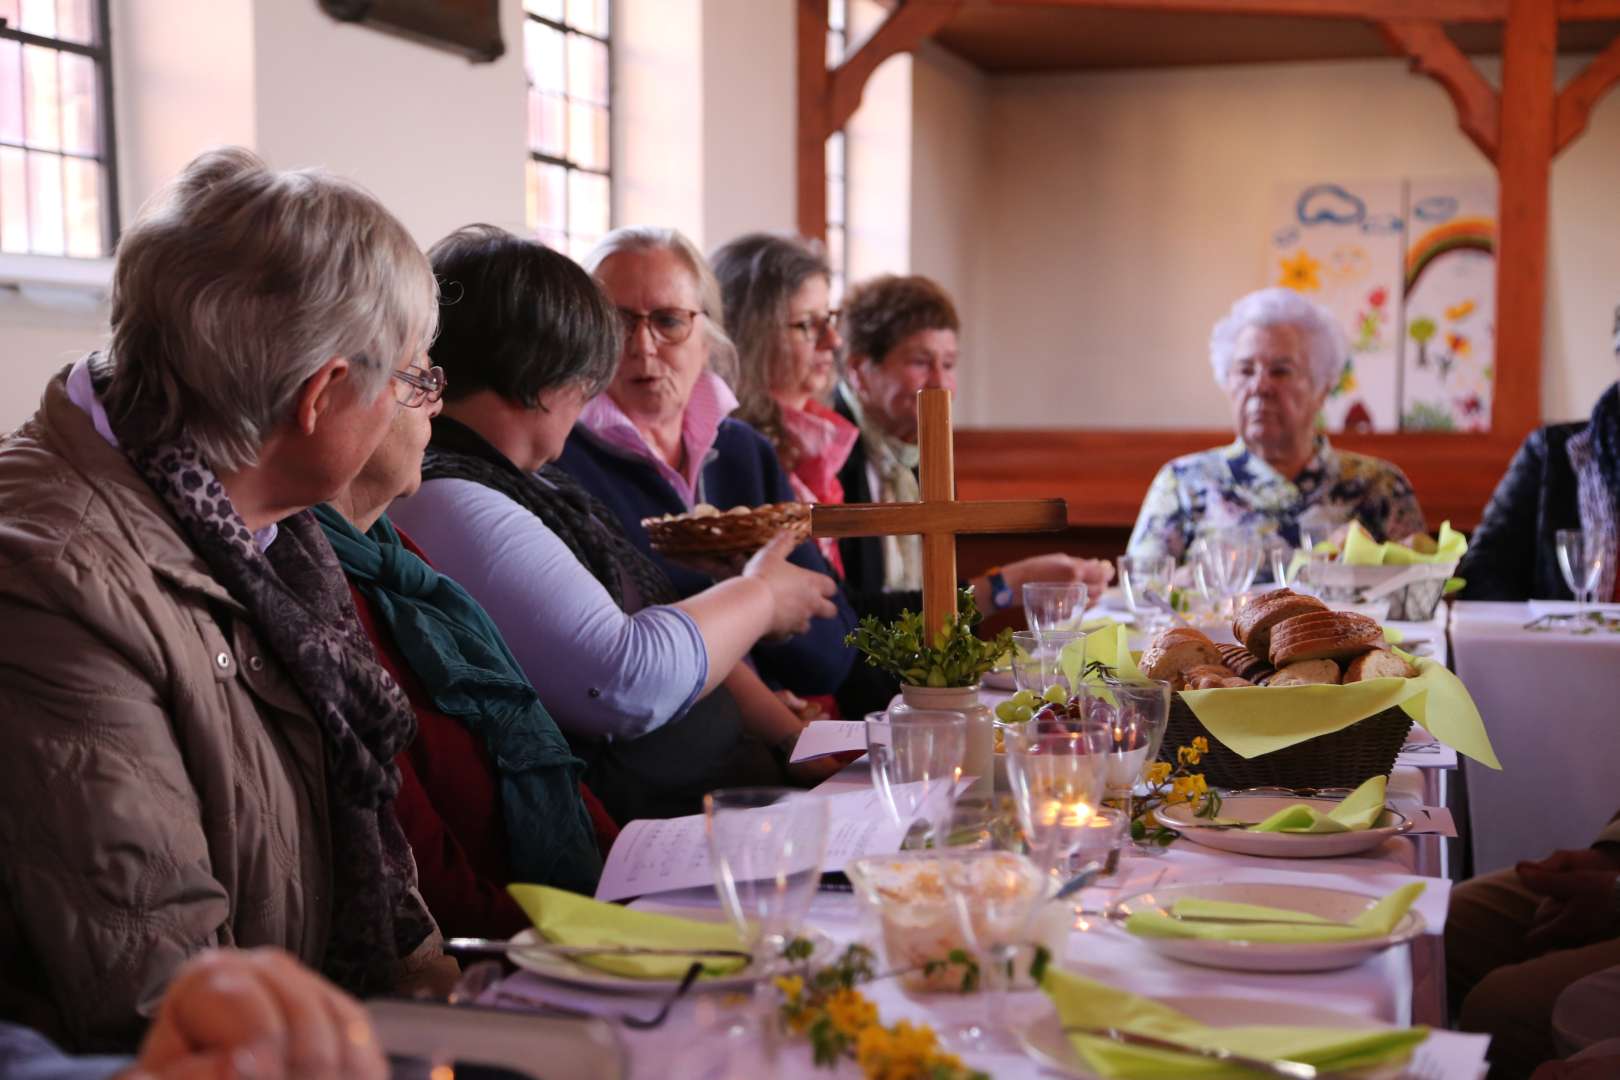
[0,0,121,261]
[523,1,612,256]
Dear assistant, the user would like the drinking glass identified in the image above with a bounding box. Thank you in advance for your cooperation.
[705,788,830,1062]
[944,854,1049,1053]
[867,710,966,849]
[1556,528,1607,616]
[1023,582,1090,641]
[1192,529,1264,620]
[1118,553,1176,629]
[1010,629,1088,698]
[1002,719,1111,878]
[1077,681,1172,807]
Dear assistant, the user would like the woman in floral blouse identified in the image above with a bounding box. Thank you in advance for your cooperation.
[1127,287,1426,563]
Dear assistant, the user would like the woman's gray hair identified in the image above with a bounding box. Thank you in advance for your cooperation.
[101,146,437,471]
[1208,287,1347,393]
[582,225,738,386]
[709,232,831,438]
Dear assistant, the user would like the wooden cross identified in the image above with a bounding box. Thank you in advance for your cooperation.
[811,388,1068,638]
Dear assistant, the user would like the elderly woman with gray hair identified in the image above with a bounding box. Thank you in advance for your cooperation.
[1128,287,1426,563]
[0,148,451,1051]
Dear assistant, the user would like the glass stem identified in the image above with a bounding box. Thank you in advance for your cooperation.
[983,944,1014,1036]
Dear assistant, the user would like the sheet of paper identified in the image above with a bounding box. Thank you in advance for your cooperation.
[594,786,913,902]
[790,719,878,762]
[1404,806,1458,837]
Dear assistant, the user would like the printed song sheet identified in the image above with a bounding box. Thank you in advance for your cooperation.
[594,786,914,902]
[789,719,880,763]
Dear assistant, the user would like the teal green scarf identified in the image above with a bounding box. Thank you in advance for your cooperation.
[314,504,601,895]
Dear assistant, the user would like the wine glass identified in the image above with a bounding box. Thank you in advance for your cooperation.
[705,788,830,1062]
[1118,553,1175,629]
[1002,718,1111,879]
[943,852,1050,1054]
[1010,628,1087,699]
[1556,528,1607,617]
[867,710,966,849]
[1078,680,1172,809]
[1023,582,1090,642]
[1193,529,1264,620]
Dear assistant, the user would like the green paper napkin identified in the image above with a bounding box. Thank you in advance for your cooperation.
[1178,654,1501,769]
[1042,969,1429,1079]
[507,884,748,979]
[1342,520,1468,567]
[1123,881,1425,943]
[1251,775,1388,833]
[1059,622,1145,688]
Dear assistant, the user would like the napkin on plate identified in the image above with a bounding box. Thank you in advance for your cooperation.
[507,884,748,978]
[1249,775,1388,833]
[1122,881,1425,942]
[1042,969,1428,1079]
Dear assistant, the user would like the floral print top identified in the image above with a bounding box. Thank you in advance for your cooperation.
[1127,436,1426,564]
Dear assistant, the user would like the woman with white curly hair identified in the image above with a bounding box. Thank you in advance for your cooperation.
[1127,287,1426,563]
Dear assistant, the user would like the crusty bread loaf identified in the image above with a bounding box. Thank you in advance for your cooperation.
[1343,649,1416,682]
[1232,589,1329,657]
[1139,627,1222,686]
[1269,611,1384,666]
[1268,659,1342,686]
[1216,642,1274,683]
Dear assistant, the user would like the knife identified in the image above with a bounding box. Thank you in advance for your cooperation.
[1064,1025,1319,1079]
[445,937,753,961]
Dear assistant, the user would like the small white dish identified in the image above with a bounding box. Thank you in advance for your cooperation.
[1018,995,1410,1079]
[505,916,834,995]
[981,668,1016,691]
[1155,795,1411,859]
[1105,881,1426,973]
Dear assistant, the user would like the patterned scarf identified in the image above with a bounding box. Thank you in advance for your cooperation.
[1567,381,1620,601]
[842,386,923,592]
[93,359,433,994]
[421,417,678,610]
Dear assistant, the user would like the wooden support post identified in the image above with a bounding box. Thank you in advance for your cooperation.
[797,0,831,241]
[1493,0,1557,439]
[1375,19,1500,162]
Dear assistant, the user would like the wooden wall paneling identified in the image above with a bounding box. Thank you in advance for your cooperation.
[1554,31,1620,153]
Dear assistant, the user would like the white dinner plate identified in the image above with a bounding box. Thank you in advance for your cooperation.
[1018,995,1410,1079]
[506,916,835,995]
[982,668,1016,691]
[1155,795,1411,859]
[1105,881,1426,973]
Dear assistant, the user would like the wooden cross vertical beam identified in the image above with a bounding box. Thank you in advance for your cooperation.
[811,388,1068,639]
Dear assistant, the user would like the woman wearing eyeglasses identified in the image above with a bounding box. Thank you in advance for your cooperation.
[390,226,842,824]
[553,227,859,707]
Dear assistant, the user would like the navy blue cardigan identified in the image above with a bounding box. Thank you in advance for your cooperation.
[557,419,857,696]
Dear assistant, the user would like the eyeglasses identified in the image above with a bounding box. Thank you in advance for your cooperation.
[618,307,702,346]
[786,310,840,343]
[392,364,446,408]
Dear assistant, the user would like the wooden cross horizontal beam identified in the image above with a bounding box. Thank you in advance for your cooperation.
[810,499,1069,538]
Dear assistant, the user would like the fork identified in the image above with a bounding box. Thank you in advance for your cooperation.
[485,960,705,1030]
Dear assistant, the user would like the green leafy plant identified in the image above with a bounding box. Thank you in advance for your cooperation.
[845,587,1013,688]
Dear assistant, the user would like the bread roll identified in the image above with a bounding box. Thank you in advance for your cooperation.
[1269,611,1383,666]
[1139,627,1222,686]
[1343,649,1416,682]
[1216,642,1274,683]
[1268,659,1342,686]
[1232,589,1329,657]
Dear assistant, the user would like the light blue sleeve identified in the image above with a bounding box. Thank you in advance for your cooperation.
[389,478,707,740]
[0,1024,126,1080]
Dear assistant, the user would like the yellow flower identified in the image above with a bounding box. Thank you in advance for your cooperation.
[1176,744,1201,767]
[1278,250,1322,292]
[825,987,879,1038]
[1146,761,1172,786]
[1192,737,1209,754]
[1445,300,1476,321]
[774,974,804,1002]
[1172,774,1209,804]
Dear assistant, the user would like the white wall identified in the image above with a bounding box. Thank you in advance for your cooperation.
[615,0,704,236]
[918,56,1620,429]
[699,0,795,249]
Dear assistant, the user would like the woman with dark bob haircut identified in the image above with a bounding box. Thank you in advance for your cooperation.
[390,225,840,821]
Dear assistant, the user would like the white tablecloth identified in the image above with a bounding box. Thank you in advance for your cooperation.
[1449,601,1620,873]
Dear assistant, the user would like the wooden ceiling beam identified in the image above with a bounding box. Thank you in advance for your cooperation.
[1376,19,1500,162]
[1555,32,1620,153]
[1558,0,1620,20]
[992,0,1511,23]
[826,0,964,134]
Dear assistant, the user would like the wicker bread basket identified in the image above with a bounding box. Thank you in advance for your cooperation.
[1159,695,1412,790]
[642,501,812,557]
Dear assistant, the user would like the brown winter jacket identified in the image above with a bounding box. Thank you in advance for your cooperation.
[0,374,446,1052]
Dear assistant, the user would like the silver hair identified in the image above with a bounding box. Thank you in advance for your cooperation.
[101,147,438,471]
[1208,287,1347,392]
[583,225,739,386]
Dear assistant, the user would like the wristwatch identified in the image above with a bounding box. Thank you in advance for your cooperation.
[985,566,1014,611]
